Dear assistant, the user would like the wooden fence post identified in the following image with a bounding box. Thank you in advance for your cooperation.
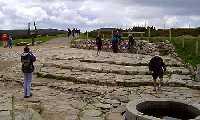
[169,28,172,42]
[11,96,15,120]
[148,28,151,42]
[196,39,199,56]
[86,32,88,40]
[182,36,185,48]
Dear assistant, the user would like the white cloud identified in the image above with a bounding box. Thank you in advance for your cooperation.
[0,0,199,30]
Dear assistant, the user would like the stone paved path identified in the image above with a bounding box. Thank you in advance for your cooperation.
[0,37,199,120]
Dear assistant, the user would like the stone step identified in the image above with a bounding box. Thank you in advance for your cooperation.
[42,61,190,75]
[37,67,200,89]
[51,54,183,67]
[79,59,183,67]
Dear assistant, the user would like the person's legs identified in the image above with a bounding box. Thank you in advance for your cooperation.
[152,73,158,91]
[158,74,163,91]
[24,73,28,97]
[3,41,6,48]
[27,73,32,97]
[153,79,157,91]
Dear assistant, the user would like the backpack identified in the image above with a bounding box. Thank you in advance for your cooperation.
[21,52,35,73]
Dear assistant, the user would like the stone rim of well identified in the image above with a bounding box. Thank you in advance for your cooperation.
[125,98,200,120]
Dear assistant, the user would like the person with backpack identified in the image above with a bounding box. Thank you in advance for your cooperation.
[96,33,102,56]
[21,46,36,98]
[149,52,166,91]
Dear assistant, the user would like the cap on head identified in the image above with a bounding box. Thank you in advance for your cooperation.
[24,46,30,52]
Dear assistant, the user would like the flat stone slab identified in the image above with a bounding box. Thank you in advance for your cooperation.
[47,48,183,67]
[37,66,200,89]
[80,109,103,120]
[42,61,190,75]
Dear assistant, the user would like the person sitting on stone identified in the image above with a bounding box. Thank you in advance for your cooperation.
[149,52,166,91]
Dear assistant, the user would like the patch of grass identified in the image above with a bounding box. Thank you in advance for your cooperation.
[15,34,65,45]
[0,34,65,47]
[171,36,200,67]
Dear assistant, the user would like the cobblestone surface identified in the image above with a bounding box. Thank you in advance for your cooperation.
[0,37,199,120]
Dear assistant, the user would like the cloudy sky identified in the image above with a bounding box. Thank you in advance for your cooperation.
[0,0,200,31]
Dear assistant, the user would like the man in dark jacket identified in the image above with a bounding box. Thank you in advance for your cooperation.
[128,34,135,53]
[96,34,102,56]
[149,52,166,91]
[21,46,36,98]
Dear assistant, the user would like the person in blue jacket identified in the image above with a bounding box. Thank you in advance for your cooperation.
[8,34,13,48]
[112,30,120,53]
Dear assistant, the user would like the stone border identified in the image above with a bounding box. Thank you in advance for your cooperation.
[125,98,200,120]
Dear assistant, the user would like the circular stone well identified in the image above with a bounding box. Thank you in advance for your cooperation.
[125,99,200,120]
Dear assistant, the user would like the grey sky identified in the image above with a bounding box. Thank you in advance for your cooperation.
[0,0,199,31]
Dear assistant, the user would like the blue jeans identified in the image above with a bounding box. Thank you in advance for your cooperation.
[24,73,32,96]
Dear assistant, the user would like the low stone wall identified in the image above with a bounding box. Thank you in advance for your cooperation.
[71,39,175,56]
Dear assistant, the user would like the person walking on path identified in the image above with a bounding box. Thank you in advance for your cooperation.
[8,34,13,48]
[96,33,102,56]
[149,52,166,91]
[21,46,36,98]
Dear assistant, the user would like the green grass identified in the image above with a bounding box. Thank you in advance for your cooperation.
[5,34,65,46]
[170,36,200,67]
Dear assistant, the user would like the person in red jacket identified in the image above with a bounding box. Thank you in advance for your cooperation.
[1,33,9,48]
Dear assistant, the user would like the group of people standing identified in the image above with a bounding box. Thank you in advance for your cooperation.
[67,28,80,38]
[1,33,13,48]
[95,31,166,91]
[95,30,136,55]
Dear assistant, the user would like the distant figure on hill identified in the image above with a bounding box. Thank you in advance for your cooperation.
[72,28,75,38]
[21,46,36,98]
[96,33,102,56]
[68,28,71,38]
[8,34,13,48]
[128,34,136,53]
[149,52,166,91]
